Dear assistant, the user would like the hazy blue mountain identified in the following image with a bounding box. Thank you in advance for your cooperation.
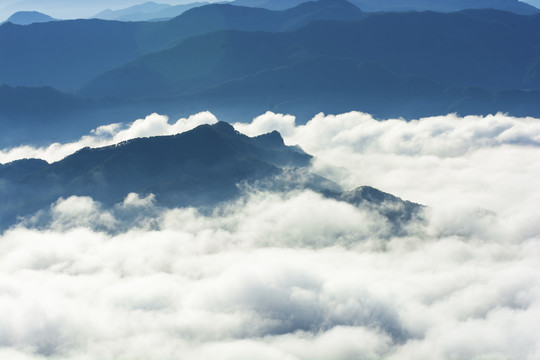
[231,0,307,10]
[233,0,539,14]
[0,86,89,117]
[0,0,364,91]
[3,61,540,147]
[0,0,162,21]
[0,158,48,182]
[289,10,540,91]
[0,122,423,232]
[79,9,540,99]
[4,11,56,25]
[4,79,540,148]
[3,2,540,148]
[92,1,209,21]
[0,85,138,147]
[524,0,540,8]
[78,10,540,107]
[350,0,539,14]
[0,20,161,91]
[93,2,172,20]
[171,56,540,120]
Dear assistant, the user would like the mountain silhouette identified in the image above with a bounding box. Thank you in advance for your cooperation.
[71,9,540,123]
[79,9,540,99]
[3,1,540,147]
[92,2,209,22]
[0,85,136,147]
[233,0,539,14]
[3,66,540,147]
[4,11,57,25]
[170,56,540,120]
[0,122,310,227]
[0,0,365,91]
[353,0,539,14]
[0,122,422,231]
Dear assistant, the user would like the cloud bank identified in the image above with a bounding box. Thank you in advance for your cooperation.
[235,111,540,240]
[1,189,539,360]
[0,111,217,164]
[1,110,540,359]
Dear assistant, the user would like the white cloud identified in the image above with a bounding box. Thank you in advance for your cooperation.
[49,195,117,230]
[0,185,539,359]
[234,111,297,138]
[0,112,217,164]
[119,193,156,208]
[1,110,540,359]
[234,111,540,241]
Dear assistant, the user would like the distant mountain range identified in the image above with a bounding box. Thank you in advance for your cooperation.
[525,0,540,8]
[4,80,539,148]
[3,11,57,25]
[0,121,423,230]
[77,9,540,97]
[232,0,539,14]
[3,2,538,94]
[0,0,365,91]
[0,85,133,147]
[0,0,173,21]
[1,0,540,147]
[4,0,536,22]
[92,1,210,21]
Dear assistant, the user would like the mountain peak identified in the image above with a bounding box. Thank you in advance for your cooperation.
[6,11,56,25]
[253,131,286,148]
[285,0,364,19]
[0,122,315,228]
[211,121,239,136]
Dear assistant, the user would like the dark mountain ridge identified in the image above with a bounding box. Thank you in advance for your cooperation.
[65,9,540,123]
[3,3,540,147]
[0,0,365,91]
[0,122,423,231]
[79,9,540,99]
[0,122,310,227]
[232,0,539,14]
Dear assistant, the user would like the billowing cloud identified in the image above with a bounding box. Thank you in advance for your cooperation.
[0,111,217,164]
[1,110,540,359]
[234,111,540,241]
[236,112,540,155]
[0,189,539,359]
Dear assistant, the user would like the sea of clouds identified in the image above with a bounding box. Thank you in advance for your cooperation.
[1,111,540,359]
